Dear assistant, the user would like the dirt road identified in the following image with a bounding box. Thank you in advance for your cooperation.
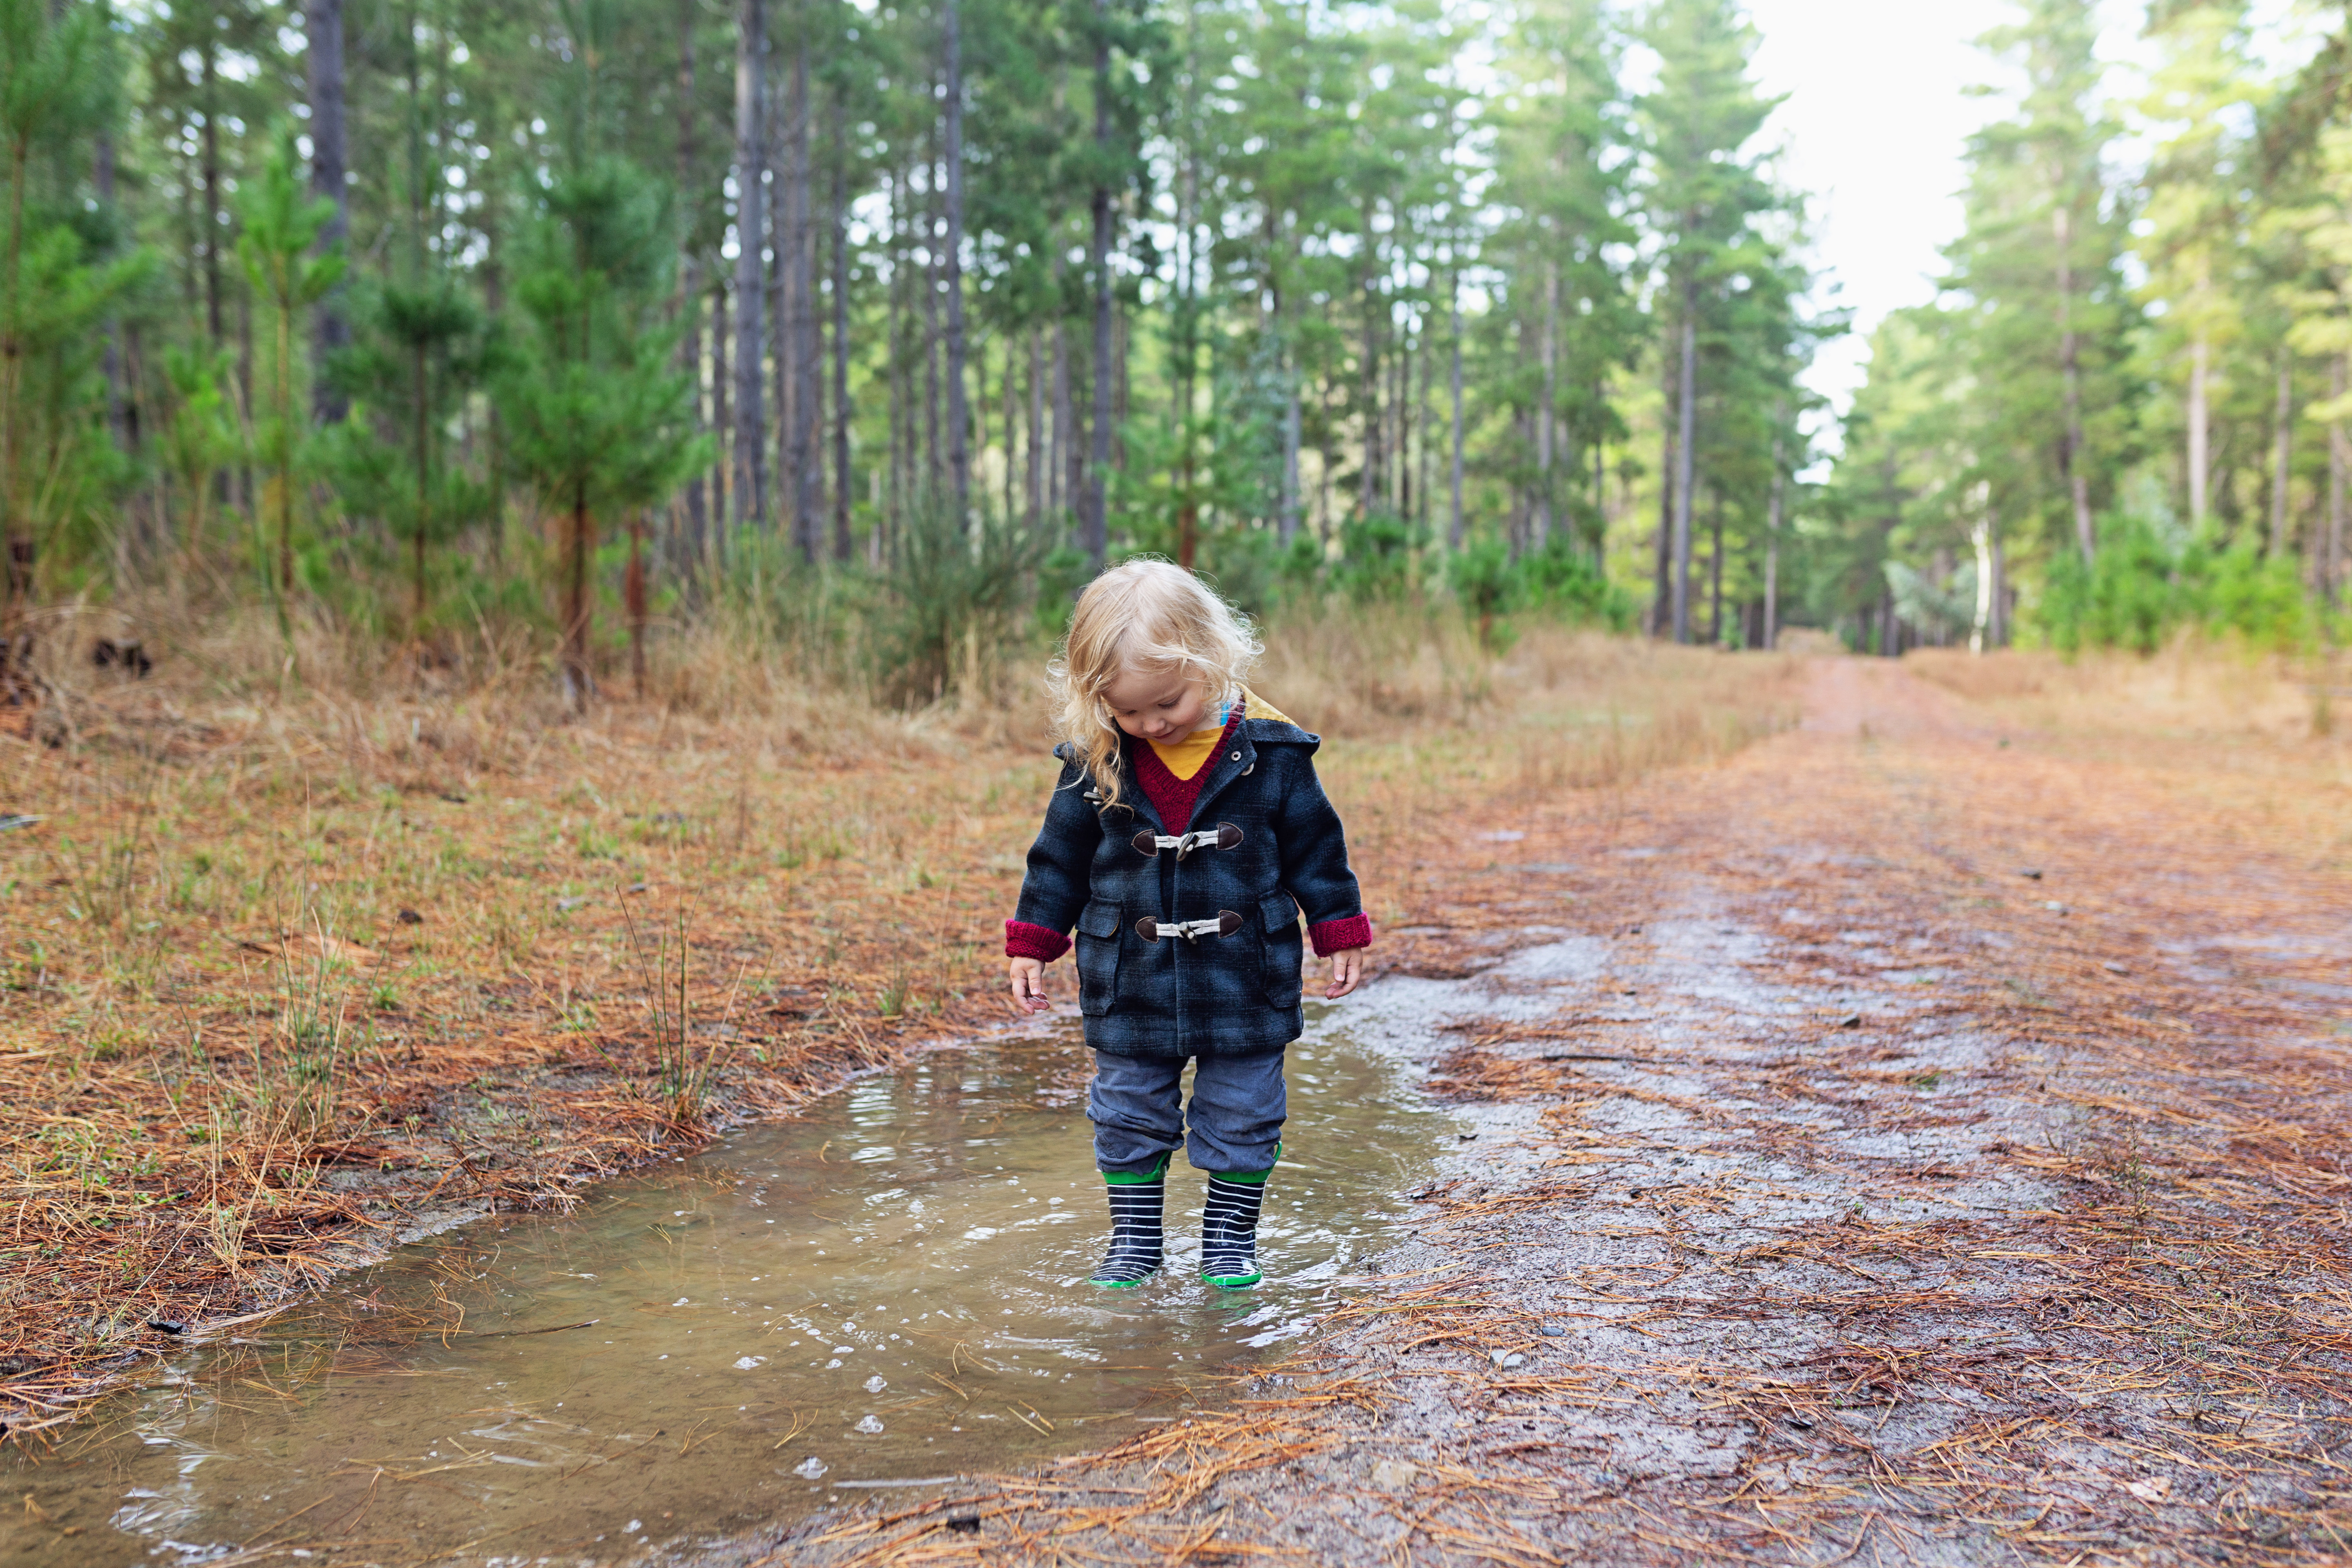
[752,658,2352,1567]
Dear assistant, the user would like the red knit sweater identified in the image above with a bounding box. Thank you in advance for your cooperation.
[1131,706,1243,833]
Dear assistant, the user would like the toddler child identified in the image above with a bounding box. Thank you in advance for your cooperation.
[1005,560,1372,1289]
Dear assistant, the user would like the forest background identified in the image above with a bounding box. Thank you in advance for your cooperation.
[2,0,2350,708]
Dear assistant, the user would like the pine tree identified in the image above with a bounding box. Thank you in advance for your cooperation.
[2277,122,2352,608]
[1637,0,1782,643]
[1948,0,2137,568]
[236,131,346,638]
[326,281,493,632]
[497,158,705,707]
[0,0,126,621]
[2138,1,2259,532]
[1492,0,1635,561]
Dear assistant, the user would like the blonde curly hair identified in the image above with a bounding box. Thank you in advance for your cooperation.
[1047,559,1263,809]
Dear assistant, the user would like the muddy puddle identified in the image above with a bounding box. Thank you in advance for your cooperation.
[4,1016,1457,1566]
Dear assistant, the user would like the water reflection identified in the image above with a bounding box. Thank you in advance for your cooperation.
[4,1020,1452,1566]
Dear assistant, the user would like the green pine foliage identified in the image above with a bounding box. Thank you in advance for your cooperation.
[236,132,347,638]
[325,280,497,634]
[497,155,706,706]
[1816,0,2350,657]
[14,0,2346,695]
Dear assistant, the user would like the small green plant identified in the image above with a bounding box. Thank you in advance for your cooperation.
[488,904,538,964]
[620,899,732,1131]
[87,1024,137,1062]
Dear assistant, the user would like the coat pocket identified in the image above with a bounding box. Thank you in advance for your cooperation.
[1075,900,1124,1016]
[1260,892,1303,1009]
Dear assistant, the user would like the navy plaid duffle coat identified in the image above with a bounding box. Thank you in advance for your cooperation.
[1013,715,1365,1058]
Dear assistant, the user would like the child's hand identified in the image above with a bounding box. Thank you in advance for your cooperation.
[1325,947,1366,1000]
[1009,957,1053,1013]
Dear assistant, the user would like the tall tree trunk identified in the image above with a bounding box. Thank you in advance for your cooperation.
[627,512,648,697]
[404,0,427,276]
[2331,354,2348,610]
[1360,225,1383,519]
[1027,327,1044,525]
[886,165,906,557]
[1051,251,1071,523]
[1113,296,1129,476]
[201,39,225,349]
[943,0,970,526]
[786,38,819,559]
[731,0,768,531]
[2272,347,2293,559]
[970,325,987,468]
[412,339,430,626]
[1174,153,1197,568]
[563,490,593,709]
[482,183,507,567]
[831,107,853,563]
[1592,378,1606,564]
[1510,430,1528,557]
[1002,333,1018,521]
[1402,312,1417,521]
[1537,260,1557,548]
[1316,404,1333,542]
[1392,303,1406,515]
[2188,325,2209,529]
[712,277,731,542]
[1765,435,1783,652]
[676,0,706,578]
[1649,313,1675,632]
[1279,343,1301,546]
[1083,0,1114,568]
[923,122,942,507]
[305,0,351,422]
[1970,507,1994,657]
[1274,212,1298,546]
[96,132,129,458]
[1990,526,2007,648]
[1670,277,1697,644]
[1706,487,1723,645]
[769,133,787,547]
[2054,203,2094,562]
[1449,266,1464,550]
[236,254,255,516]
[274,305,296,606]
[1408,316,1423,524]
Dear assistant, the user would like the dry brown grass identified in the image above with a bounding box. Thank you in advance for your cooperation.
[1905,643,2348,748]
[1905,644,2352,879]
[0,604,1800,1438]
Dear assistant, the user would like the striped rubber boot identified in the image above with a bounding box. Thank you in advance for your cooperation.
[1091,1154,1169,1288]
[1200,1155,1276,1289]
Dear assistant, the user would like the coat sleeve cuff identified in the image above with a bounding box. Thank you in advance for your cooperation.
[1005,918,1072,962]
[1308,913,1372,957]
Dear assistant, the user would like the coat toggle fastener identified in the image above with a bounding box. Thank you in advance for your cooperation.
[1131,822,1243,860]
[1136,910,1245,943]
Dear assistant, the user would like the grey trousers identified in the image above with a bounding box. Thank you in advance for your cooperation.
[1089,1049,1287,1177]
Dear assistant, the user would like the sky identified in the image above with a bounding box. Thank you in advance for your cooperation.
[1744,0,2022,421]
[1742,0,2311,436]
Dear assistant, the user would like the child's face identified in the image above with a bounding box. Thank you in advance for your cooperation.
[1102,666,1214,743]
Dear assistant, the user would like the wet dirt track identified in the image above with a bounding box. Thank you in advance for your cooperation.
[738,659,2352,1568]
